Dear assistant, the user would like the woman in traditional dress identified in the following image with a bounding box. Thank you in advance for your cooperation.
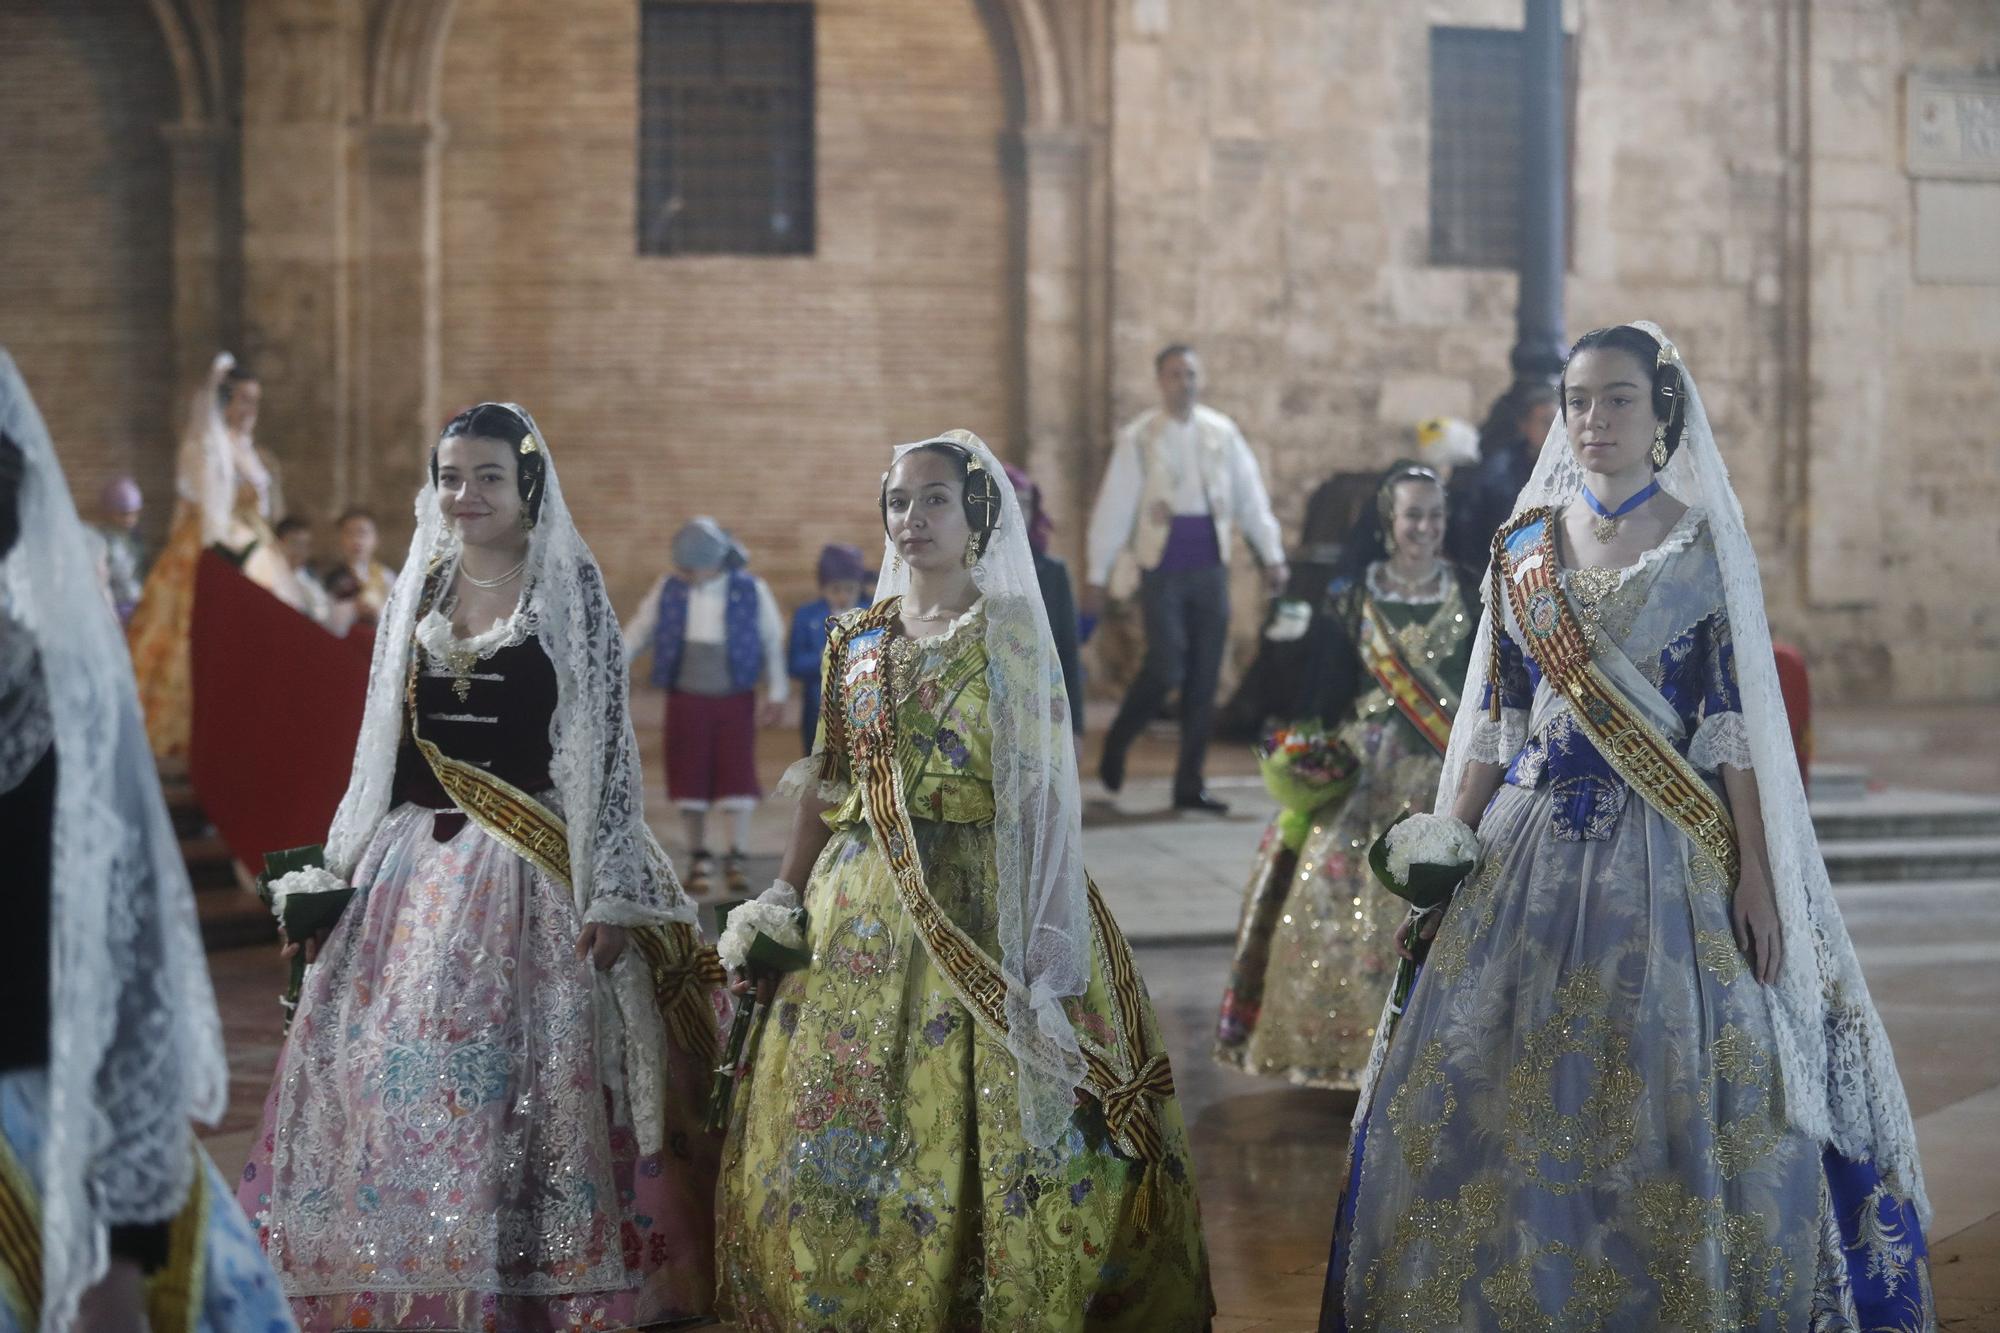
[235,403,728,1332]
[1322,324,1933,1331]
[716,432,1213,1332]
[127,352,307,759]
[1215,462,1477,1089]
[0,348,294,1333]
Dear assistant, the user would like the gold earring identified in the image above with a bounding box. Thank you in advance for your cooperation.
[962,536,980,568]
[1651,424,1669,468]
[890,551,904,576]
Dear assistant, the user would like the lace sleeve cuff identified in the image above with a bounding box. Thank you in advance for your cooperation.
[1467,708,1528,764]
[774,753,851,805]
[1688,710,1755,773]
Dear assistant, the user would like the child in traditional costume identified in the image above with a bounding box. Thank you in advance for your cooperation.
[624,518,788,894]
[786,542,867,755]
[716,432,1213,1332]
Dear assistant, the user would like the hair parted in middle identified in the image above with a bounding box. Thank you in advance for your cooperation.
[1561,324,1689,467]
[432,402,548,526]
[879,438,1005,563]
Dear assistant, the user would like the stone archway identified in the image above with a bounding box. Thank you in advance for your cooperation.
[358,0,1107,565]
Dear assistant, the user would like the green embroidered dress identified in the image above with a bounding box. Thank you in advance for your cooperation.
[716,602,1213,1333]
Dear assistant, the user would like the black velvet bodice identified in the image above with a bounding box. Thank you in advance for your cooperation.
[393,633,559,810]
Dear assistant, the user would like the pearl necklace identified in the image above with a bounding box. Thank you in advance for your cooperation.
[461,556,526,589]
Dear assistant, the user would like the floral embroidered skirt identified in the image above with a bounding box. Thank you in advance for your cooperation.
[235,804,720,1332]
[715,818,1214,1333]
[1328,781,1933,1331]
[1215,719,1442,1089]
[0,1070,296,1333]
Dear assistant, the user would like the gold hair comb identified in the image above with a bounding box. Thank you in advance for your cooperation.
[520,434,540,455]
[1655,339,1680,368]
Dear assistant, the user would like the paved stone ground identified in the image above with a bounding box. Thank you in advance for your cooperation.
[201,701,2000,1328]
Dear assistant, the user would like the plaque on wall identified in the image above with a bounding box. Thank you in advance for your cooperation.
[1906,73,2000,181]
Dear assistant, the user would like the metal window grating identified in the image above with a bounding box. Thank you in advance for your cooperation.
[1429,27,1526,269]
[638,2,815,256]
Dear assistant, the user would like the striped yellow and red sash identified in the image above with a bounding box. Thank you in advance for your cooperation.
[828,603,1177,1203]
[1494,509,1740,888]
[0,1131,205,1333]
[1355,593,1459,757]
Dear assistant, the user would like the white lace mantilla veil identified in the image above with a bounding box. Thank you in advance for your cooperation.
[1354,322,1929,1223]
[322,402,695,1147]
[0,349,229,1332]
[871,430,1091,1149]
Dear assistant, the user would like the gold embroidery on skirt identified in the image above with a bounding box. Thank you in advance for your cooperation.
[1385,1038,1457,1178]
[1696,928,1747,982]
[1503,969,1642,1195]
[1636,1177,1796,1327]
[1362,1175,1503,1327]
[1480,1241,1625,1333]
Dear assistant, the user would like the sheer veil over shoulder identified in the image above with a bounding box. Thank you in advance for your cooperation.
[1388,322,1928,1218]
[873,430,1091,1148]
[0,348,229,1331]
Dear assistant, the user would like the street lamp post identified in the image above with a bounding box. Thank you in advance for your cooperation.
[1511,0,1567,386]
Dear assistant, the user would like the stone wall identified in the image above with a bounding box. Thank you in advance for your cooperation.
[435,0,1021,616]
[0,3,181,538]
[1102,0,1999,700]
[3,0,1994,700]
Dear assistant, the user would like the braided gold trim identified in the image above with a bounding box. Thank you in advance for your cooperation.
[1356,594,1458,757]
[0,1130,40,1327]
[145,1149,206,1333]
[843,599,1172,1164]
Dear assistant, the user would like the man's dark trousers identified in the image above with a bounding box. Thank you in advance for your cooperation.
[1101,564,1229,802]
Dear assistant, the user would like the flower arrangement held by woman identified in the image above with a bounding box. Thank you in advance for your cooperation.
[235,403,728,1332]
[1215,462,1477,1089]
[1322,324,1932,1331]
[716,432,1212,1332]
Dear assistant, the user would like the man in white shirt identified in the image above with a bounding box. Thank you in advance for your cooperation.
[1084,344,1287,812]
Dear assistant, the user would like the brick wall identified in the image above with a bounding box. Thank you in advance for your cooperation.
[0,4,179,539]
[434,0,1019,620]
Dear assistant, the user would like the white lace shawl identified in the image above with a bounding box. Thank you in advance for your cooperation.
[871,431,1091,1149]
[1359,323,1930,1223]
[0,349,229,1331]
[321,403,695,1150]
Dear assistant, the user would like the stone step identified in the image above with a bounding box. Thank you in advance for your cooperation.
[1808,762,1871,803]
[1811,789,2000,842]
[1819,835,2000,885]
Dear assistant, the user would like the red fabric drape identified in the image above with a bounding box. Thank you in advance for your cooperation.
[189,550,373,873]
[1773,640,1812,785]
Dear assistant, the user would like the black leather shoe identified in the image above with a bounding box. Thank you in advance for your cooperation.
[1098,748,1126,795]
[1173,790,1231,815]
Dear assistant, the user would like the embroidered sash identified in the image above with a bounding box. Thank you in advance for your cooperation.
[1355,593,1459,757]
[1494,509,1740,888]
[828,603,1177,1184]
[0,1131,205,1333]
[406,617,723,1065]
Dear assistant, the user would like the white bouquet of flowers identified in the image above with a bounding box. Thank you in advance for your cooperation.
[716,897,809,971]
[1368,812,1480,1015]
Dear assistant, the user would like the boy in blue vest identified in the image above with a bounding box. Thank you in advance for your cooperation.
[785,542,867,754]
[624,517,788,894]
